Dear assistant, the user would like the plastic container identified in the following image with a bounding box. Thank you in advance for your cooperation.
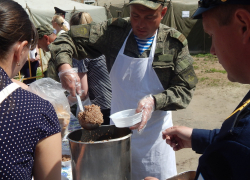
[61,149,71,167]
[109,109,142,127]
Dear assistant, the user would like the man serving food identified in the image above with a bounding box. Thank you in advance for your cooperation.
[49,0,198,179]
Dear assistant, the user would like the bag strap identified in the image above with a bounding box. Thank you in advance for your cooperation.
[0,83,20,104]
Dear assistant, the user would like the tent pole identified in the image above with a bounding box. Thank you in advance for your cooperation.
[26,3,37,27]
[39,48,44,77]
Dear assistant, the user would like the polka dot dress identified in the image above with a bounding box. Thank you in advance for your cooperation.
[0,68,61,179]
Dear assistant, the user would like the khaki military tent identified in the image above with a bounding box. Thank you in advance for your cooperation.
[14,0,107,26]
[106,0,211,54]
[162,0,211,54]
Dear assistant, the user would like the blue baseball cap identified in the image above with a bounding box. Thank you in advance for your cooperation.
[192,0,250,19]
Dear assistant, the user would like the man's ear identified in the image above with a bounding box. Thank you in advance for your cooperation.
[44,35,50,45]
[161,7,167,19]
[14,41,28,62]
[235,9,250,44]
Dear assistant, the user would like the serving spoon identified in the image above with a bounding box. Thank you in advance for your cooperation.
[76,94,99,130]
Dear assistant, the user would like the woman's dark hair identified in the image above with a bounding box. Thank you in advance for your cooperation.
[0,0,38,59]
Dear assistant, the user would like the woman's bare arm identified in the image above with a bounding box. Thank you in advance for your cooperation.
[33,133,62,180]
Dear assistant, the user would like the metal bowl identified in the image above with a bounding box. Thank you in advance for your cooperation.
[166,171,196,180]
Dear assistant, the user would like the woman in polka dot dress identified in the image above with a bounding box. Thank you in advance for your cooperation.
[0,0,61,179]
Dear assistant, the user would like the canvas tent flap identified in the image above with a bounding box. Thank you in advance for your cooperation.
[162,1,176,29]
[15,0,107,26]
[165,0,211,53]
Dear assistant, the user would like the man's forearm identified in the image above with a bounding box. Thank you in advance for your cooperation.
[58,63,72,72]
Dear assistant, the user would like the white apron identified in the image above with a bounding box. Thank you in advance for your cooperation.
[0,83,20,103]
[110,30,177,180]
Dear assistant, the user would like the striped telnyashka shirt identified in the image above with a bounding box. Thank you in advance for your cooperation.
[72,55,112,110]
[134,34,155,55]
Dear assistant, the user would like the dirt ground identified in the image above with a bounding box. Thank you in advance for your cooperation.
[173,54,250,173]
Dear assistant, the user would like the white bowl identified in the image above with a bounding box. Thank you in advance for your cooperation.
[62,149,71,167]
[61,159,71,167]
[109,109,142,127]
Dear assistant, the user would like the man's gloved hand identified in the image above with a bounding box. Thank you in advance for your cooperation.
[58,67,81,97]
[67,91,85,107]
[130,94,155,133]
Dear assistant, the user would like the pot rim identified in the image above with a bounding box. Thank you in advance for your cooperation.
[67,129,133,144]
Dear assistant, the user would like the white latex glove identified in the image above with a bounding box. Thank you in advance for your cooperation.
[67,90,85,107]
[130,94,155,133]
[58,67,81,97]
[67,95,77,106]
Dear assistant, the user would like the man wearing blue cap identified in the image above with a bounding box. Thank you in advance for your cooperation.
[158,0,250,180]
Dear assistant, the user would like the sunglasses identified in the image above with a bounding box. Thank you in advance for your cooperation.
[198,0,226,8]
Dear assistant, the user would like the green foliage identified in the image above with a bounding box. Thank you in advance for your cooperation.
[36,68,43,79]
[37,68,42,75]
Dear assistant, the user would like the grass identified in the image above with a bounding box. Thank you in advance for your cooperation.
[192,54,228,87]
[208,79,220,86]
[193,66,199,70]
[192,54,250,88]
[193,53,218,62]
[192,53,215,58]
[199,77,209,82]
[205,68,227,74]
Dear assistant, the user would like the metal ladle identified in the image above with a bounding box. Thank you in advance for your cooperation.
[76,94,99,130]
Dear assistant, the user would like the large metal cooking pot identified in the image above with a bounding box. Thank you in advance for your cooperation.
[67,125,132,180]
